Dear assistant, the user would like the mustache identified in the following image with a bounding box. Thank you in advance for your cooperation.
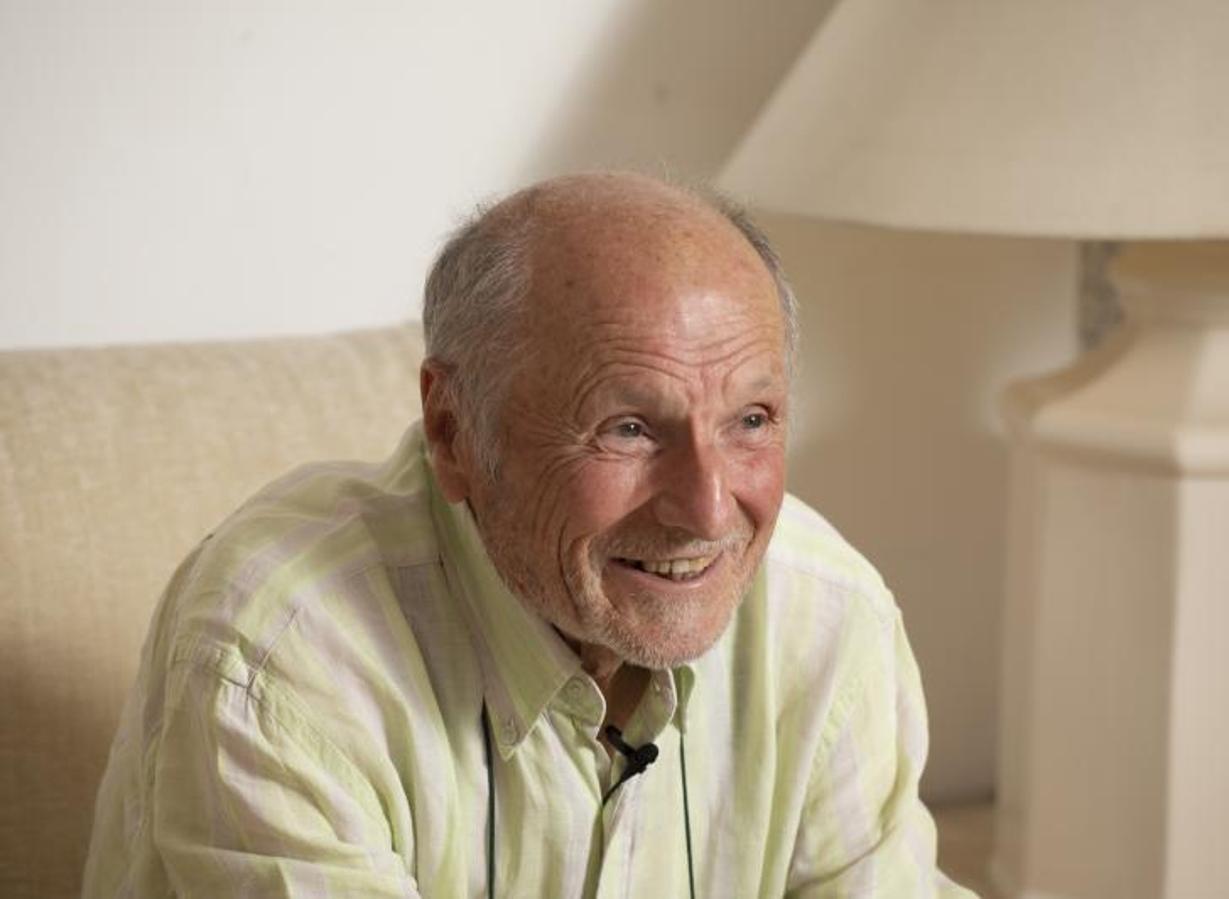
[595,526,752,561]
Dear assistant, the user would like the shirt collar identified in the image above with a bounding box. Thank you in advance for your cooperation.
[422,438,700,756]
[426,462,579,758]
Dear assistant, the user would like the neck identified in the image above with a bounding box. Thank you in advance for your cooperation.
[564,635,651,749]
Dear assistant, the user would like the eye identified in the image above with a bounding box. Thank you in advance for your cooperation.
[741,410,768,430]
[600,417,651,444]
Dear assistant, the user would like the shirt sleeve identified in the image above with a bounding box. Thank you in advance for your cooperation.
[786,599,979,898]
[150,645,421,898]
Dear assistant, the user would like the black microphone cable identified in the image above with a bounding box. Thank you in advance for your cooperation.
[482,708,696,899]
[601,725,659,805]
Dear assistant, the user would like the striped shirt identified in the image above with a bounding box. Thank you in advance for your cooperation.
[84,423,975,897]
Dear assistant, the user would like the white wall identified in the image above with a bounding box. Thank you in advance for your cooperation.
[763,216,1078,799]
[0,0,833,348]
[2,1,1079,801]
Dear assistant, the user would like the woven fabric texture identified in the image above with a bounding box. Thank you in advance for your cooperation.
[0,325,424,898]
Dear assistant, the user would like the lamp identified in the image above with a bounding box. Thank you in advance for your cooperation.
[719,2,1229,898]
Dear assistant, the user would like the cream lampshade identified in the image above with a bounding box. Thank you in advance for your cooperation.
[719,2,1229,898]
[720,0,1229,238]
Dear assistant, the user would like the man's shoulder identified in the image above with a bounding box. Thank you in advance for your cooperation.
[713,493,900,753]
[170,425,441,650]
[761,492,896,622]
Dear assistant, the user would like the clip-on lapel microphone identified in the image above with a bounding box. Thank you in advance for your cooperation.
[601,725,659,805]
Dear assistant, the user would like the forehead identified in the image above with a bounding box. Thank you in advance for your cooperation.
[522,197,784,359]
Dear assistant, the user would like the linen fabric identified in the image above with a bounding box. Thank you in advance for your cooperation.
[83,422,974,898]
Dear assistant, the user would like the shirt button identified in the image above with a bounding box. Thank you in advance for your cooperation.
[565,678,585,699]
[501,717,518,743]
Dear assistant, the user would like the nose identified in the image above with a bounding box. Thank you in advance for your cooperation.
[652,437,733,541]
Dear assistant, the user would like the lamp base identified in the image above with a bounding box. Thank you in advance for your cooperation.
[993,241,1229,899]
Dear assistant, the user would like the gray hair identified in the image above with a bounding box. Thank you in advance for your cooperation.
[421,200,533,477]
[421,181,798,477]
[708,193,799,365]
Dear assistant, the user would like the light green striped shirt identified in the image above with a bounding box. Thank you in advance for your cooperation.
[84,423,975,897]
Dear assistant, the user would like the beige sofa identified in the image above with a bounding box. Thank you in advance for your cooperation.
[0,325,425,898]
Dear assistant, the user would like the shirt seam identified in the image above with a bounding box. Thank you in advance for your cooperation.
[167,634,393,835]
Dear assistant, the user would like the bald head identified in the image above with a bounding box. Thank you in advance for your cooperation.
[421,172,796,472]
[499,171,740,245]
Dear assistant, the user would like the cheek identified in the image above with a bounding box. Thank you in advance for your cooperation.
[559,461,650,540]
[735,448,787,529]
[512,451,613,546]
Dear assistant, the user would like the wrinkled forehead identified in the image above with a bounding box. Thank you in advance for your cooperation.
[523,193,781,335]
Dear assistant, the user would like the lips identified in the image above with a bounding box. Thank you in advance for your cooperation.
[613,554,717,581]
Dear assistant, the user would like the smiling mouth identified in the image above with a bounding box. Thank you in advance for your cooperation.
[613,554,718,582]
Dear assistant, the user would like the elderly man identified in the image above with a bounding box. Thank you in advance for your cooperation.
[84,173,973,897]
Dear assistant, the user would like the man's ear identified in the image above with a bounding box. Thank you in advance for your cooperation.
[420,360,473,503]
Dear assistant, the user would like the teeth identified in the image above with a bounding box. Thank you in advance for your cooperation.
[633,555,715,579]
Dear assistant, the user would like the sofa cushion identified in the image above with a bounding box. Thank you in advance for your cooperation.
[0,324,423,898]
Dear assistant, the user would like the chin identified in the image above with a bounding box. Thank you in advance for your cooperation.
[594,624,718,670]
[584,585,743,669]
[595,565,756,667]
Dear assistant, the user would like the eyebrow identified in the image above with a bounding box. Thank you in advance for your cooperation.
[740,373,781,394]
[582,368,785,417]
[603,382,675,411]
